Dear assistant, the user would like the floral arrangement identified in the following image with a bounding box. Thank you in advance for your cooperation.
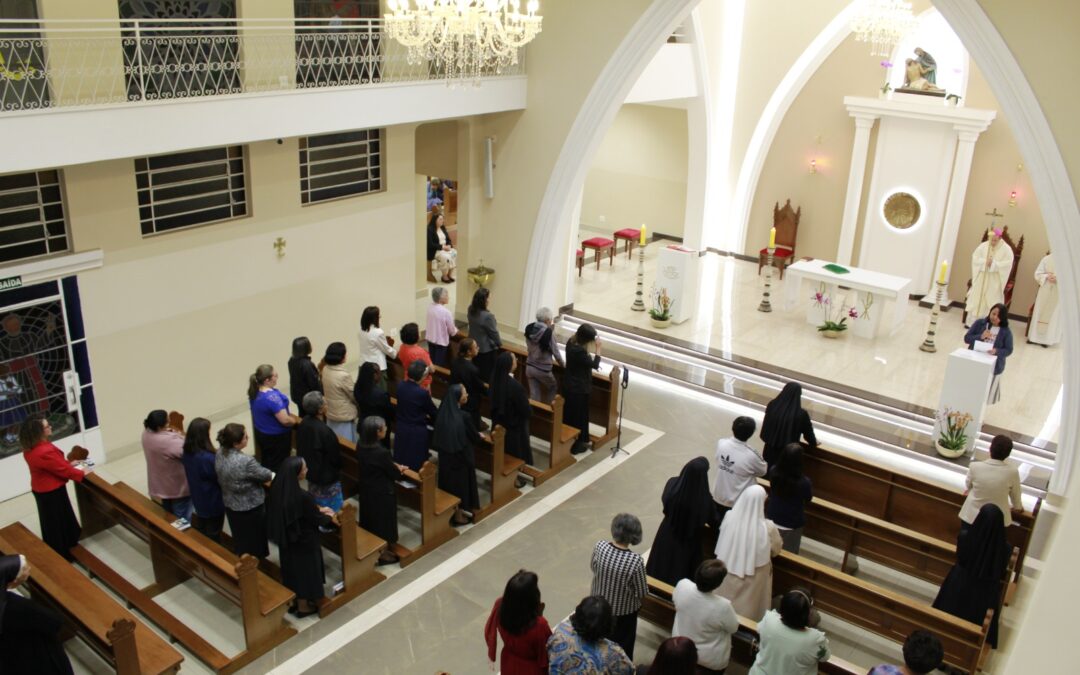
[650,286,674,321]
[880,60,893,94]
[937,407,974,452]
[812,284,859,332]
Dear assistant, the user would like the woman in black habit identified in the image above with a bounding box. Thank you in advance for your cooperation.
[355,416,406,566]
[266,456,337,617]
[0,554,74,674]
[933,503,1011,648]
[354,362,394,448]
[562,324,602,455]
[645,457,716,586]
[490,351,532,489]
[450,337,486,431]
[760,381,817,469]
[434,384,485,526]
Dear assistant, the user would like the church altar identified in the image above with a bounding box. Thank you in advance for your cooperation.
[783,259,911,338]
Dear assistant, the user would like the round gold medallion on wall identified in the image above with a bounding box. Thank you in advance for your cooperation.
[882,192,922,230]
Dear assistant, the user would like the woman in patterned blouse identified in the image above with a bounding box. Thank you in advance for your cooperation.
[547,595,633,675]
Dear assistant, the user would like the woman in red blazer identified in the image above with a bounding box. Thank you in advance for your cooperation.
[484,570,552,674]
[21,416,86,560]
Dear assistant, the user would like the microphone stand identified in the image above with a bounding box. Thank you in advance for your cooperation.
[610,366,630,458]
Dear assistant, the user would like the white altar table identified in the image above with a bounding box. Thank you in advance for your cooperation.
[783,259,912,338]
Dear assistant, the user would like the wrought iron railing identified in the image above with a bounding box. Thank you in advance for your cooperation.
[0,17,526,112]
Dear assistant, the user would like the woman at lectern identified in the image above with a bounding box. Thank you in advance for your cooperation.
[963,303,1013,405]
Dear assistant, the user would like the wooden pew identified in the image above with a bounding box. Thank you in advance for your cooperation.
[418,361,579,487]
[411,366,533,496]
[337,437,460,567]
[473,425,525,521]
[446,335,622,449]
[0,522,184,675]
[773,550,1003,673]
[73,472,295,674]
[758,479,956,586]
[802,443,1041,592]
[500,342,622,448]
[315,501,388,617]
[640,576,863,675]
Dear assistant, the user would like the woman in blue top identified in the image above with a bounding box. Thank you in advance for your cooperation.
[248,364,299,473]
[963,302,1013,405]
[766,443,813,554]
[181,417,225,542]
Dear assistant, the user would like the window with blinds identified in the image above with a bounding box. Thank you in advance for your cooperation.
[135,146,248,236]
[0,170,69,264]
[299,129,384,205]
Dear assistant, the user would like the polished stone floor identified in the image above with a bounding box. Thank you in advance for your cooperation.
[571,228,1063,446]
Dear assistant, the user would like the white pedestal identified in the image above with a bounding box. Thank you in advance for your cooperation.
[935,348,996,457]
[656,245,700,324]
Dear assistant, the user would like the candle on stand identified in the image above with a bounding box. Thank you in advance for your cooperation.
[639,224,647,245]
[768,227,776,249]
[938,260,948,284]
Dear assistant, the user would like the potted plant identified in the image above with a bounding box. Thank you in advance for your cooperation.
[936,408,973,458]
[812,285,858,337]
[649,287,674,328]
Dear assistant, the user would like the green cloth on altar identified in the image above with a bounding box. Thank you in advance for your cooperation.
[823,263,850,274]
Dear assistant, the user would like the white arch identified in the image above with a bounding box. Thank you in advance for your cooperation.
[519,0,1080,490]
[727,1,862,252]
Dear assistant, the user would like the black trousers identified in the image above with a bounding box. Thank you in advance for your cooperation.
[192,513,225,542]
[610,610,638,660]
[428,343,450,368]
[474,350,496,383]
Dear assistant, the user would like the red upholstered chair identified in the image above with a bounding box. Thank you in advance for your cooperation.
[575,249,584,277]
[581,237,615,270]
[758,199,800,279]
[613,228,642,259]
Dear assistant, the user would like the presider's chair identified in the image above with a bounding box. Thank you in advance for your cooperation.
[961,226,1025,325]
[758,199,800,279]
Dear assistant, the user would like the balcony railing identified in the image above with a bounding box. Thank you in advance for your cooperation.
[0,17,526,113]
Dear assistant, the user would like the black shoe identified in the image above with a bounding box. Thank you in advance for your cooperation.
[515,476,528,489]
[571,444,588,455]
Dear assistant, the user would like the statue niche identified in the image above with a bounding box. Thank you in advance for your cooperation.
[898,46,945,96]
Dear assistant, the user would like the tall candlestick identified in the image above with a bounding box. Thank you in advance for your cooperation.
[631,243,646,311]
[920,280,946,353]
[938,260,948,284]
[769,227,777,249]
[639,224,646,246]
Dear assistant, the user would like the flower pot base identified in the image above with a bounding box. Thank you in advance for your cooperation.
[935,440,967,459]
[820,329,844,339]
[650,317,671,329]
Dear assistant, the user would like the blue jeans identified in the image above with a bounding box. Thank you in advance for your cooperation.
[162,497,192,521]
[328,419,358,443]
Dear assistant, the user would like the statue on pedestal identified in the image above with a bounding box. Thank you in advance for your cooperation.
[900,47,944,93]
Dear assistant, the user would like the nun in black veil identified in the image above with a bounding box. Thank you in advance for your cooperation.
[933,503,1012,648]
[760,382,818,469]
[433,384,485,526]
[645,457,717,586]
[266,457,336,617]
[0,554,73,674]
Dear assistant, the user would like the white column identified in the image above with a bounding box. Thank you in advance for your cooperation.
[836,115,878,265]
[933,129,981,304]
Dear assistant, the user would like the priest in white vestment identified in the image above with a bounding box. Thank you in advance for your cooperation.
[1030,252,1061,346]
[965,229,1014,324]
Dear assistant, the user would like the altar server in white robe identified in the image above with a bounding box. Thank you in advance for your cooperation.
[1029,252,1061,346]
[965,228,1014,324]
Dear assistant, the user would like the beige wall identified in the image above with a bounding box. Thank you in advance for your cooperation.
[68,125,418,455]
[415,121,460,179]
[464,0,653,327]
[745,30,1048,314]
[580,103,688,239]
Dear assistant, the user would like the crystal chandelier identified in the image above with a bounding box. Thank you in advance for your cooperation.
[385,0,542,84]
[850,0,917,57]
